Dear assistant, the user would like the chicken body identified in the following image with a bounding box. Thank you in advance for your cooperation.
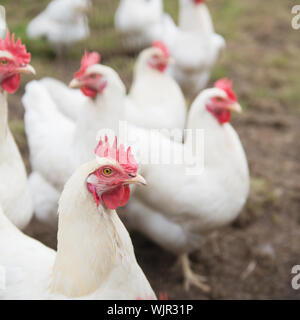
[126,46,186,140]
[167,0,225,97]
[115,0,176,51]
[0,158,156,300]
[0,91,33,229]
[37,77,86,121]
[27,0,90,55]
[120,86,249,290]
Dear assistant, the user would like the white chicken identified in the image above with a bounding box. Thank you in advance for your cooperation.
[120,79,249,291]
[0,29,35,230]
[23,51,127,226]
[115,0,177,51]
[27,0,91,55]
[179,0,213,33]
[167,0,226,97]
[0,139,156,300]
[126,41,186,139]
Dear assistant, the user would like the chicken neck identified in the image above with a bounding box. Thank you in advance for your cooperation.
[0,89,8,143]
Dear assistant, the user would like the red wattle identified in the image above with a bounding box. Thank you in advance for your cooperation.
[157,63,168,73]
[102,185,131,210]
[119,185,130,207]
[81,86,97,98]
[148,61,168,73]
[1,74,21,94]
[206,104,231,124]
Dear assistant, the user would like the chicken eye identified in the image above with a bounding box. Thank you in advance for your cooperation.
[89,73,98,79]
[102,167,113,176]
[215,97,224,102]
[0,59,8,65]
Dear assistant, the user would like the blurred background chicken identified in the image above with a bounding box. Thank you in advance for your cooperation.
[115,0,176,51]
[0,14,35,230]
[0,139,156,299]
[120,79,249,291]
[115,0,225,98]
[27,0,91,56]
[167,0,226,97]
[126,41,186,140]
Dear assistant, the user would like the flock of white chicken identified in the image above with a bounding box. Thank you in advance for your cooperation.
[0,0,249,300]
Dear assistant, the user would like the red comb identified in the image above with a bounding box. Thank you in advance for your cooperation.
[0,30,31,65]
[214,78,237,102]
[95,136,138,173]
[152,41,170,58]
[75,50,100,78]
[194,0,205,4]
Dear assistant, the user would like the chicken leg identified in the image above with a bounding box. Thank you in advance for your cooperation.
[179,253,211,292]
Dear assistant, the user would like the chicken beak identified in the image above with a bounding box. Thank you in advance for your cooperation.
[69,78,83,88]
[228,102,242,113]
[16,64,36,75]
[124,174,147,186]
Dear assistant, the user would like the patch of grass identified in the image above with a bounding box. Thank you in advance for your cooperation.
[164,0,179,23]
[89,2,118,30]
[239,98,250,111]
[279,86,300,109]
[212,0,244,39]
[9,120,27,149]
[252,87,275,99]
[85,29,121,54]
[266,55,291,69]
[9,21,27,39]
[107,55,135,88]
[211,64,230,81]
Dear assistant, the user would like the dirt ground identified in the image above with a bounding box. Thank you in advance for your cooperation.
[3,0,300,299]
